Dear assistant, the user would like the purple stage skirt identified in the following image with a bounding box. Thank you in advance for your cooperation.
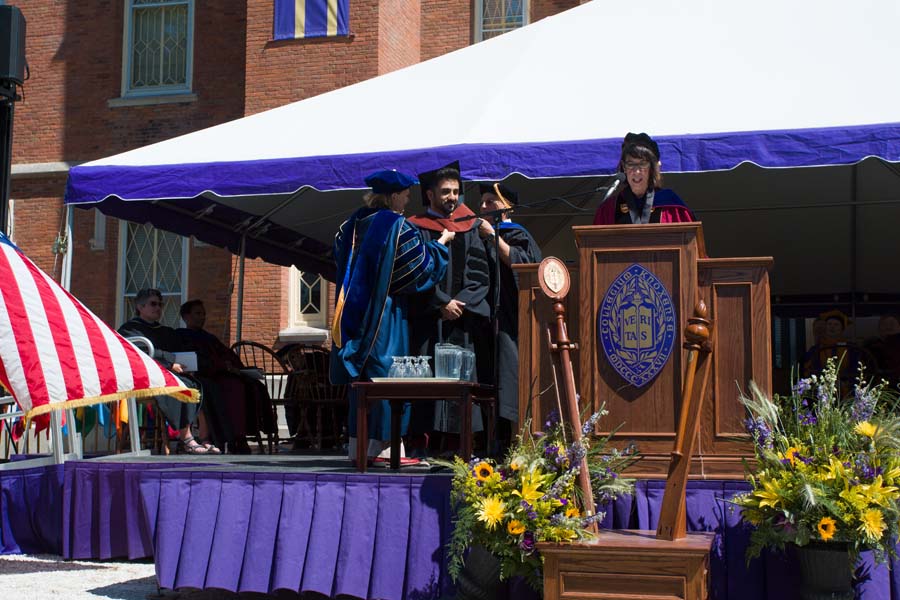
[138,470,452,599]
[0,463,63,554]
[61,461,202,560]
[5,460,900,600]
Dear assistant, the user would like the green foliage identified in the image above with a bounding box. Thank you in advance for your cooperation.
[439,406,638,591]
[734,358,900,563]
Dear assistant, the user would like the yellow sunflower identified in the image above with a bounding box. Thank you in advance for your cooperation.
[859,508,886,541]
[818,516,837,541]
[855,421,879,438]
[473,461,494,481]
[565,506,581,519]
[477,496,505,530]
[507,520,525,535]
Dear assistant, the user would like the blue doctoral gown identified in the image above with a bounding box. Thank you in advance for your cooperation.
[331,207,448,442]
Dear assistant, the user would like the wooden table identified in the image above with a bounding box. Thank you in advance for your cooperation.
[351,380,496,472]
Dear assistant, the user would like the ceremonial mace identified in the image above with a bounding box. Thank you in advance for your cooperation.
[538,257,598,533]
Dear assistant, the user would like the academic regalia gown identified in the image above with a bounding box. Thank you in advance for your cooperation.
[489,222,542,424]
[407,204,491,434]
[330,207,449,449]
[593,187,695,225]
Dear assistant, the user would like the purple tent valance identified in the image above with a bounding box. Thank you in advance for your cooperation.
[65,123,900,205]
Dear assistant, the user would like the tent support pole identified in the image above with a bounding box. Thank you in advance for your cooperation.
[233,187,309,343]
[236,232,246,342]
[850,164,858,324]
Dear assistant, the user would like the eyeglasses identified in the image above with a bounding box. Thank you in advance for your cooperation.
[623,161,651,172]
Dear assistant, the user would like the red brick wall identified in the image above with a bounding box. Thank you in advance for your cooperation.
[13,1,247,164]
[244,0,380,115]
[186,243,235,344]
[421,0,472,60]
[531,0,581,23]
[10,1,247,326]
[69,208,120,327]
[379,0,421,73]
[8,176,68,276]
[9,1,67,164]
[229,258,286,347]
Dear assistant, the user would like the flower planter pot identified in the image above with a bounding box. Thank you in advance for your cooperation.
[793,542,853,600]
[456,545,501,600]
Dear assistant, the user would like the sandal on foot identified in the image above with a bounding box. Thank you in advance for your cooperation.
[200,440,222,455]
[177,436,210,455]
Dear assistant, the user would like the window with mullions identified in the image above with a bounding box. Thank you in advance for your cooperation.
[476,0,528,42]
[120,222,189,327]
[122,0,194,97]
[289,268,327,328]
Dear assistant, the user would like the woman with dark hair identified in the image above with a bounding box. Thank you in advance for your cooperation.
[593,132,695,225]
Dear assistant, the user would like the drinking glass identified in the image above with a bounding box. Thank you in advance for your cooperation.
[388,356,403,378]
[419,355,433,378]
[399,356,414,378]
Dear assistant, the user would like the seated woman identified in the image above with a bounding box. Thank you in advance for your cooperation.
[118,288,214,454]
[593,132,695,225]
[177,299,275,454]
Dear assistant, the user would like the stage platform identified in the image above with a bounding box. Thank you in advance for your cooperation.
[2,453,900,599]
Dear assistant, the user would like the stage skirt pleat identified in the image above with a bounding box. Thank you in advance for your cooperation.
[0,463,63,555]
[138,470,453,599]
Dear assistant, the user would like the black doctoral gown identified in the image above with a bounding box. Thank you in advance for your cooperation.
[488,222,542,424]
[407,207,491,434]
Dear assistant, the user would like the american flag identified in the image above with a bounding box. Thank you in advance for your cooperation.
[0,232,197,433]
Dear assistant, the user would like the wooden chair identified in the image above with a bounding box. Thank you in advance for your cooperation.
[230,340,292,453]
[284,344,347,450]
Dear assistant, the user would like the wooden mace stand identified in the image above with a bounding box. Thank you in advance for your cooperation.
[538,288,716,600]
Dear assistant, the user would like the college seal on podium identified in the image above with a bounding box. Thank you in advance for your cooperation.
[597,264,676,387]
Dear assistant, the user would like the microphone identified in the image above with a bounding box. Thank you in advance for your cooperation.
[599,172,626,201]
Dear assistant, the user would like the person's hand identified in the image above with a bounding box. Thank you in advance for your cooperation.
[440,299,466,321]
[438,229,455,245]
[172,363,184,374]
[478,219,495,240]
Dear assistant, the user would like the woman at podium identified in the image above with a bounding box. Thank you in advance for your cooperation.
[593,132,695,225]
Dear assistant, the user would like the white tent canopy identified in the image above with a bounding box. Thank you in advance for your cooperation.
[65,0,900,301]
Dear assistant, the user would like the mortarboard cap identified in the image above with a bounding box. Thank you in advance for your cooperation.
[418,161,461,206]
[364,169,418,194]
[622,132,660,160]
[478,182,519,205]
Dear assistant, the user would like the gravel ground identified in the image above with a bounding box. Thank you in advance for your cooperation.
[0,554,159,600]
[0,555,322,600]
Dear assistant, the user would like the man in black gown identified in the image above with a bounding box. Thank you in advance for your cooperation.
[407,162,491,453]
[478,182,542,450]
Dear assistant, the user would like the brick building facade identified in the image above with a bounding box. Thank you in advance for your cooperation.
[9,0,583,347]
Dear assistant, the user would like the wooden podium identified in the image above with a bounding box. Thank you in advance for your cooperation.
[515,222,771,478]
